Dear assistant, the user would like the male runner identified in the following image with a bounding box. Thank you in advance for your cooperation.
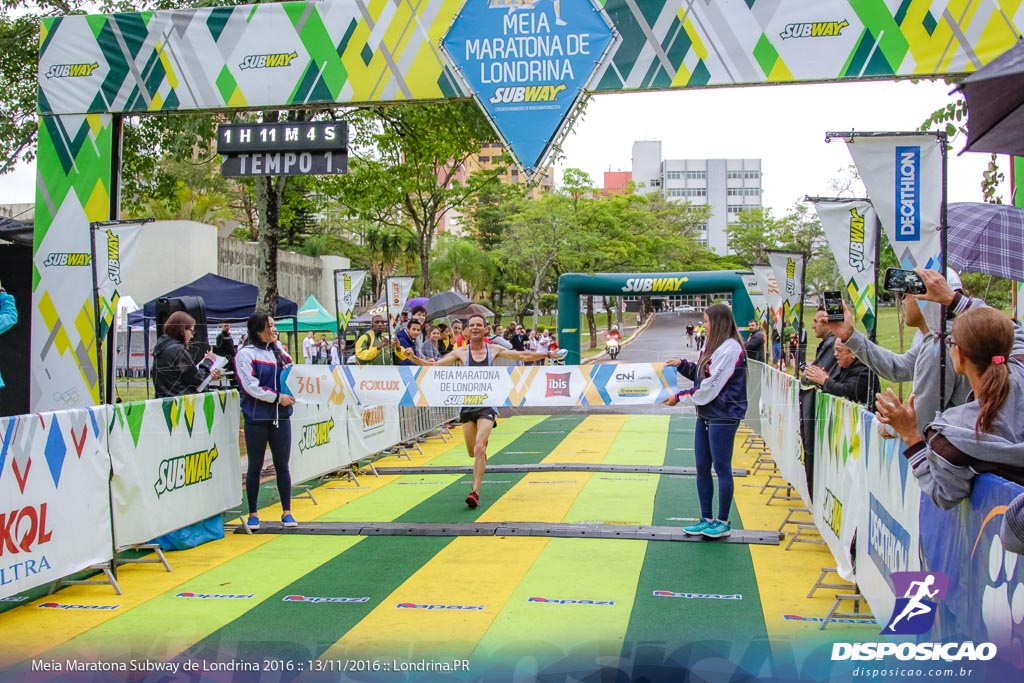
[427,314,557,508]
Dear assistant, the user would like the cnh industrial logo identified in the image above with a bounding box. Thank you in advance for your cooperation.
[832,571,997,662]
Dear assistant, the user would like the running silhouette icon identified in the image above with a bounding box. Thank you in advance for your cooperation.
[882,571,949,635]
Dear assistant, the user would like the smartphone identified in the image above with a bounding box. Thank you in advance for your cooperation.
[822,291,844,322]
[883,267,927,295]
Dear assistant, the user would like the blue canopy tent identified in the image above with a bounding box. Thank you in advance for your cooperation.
[127,273,299,396]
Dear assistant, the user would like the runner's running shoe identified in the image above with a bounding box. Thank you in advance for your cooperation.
[466,491,480,509]
[683,519,712,535]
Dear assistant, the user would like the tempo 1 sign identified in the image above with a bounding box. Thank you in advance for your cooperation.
[217,121,348,177]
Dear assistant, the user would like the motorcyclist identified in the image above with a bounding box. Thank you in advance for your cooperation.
[607,325,622,341]
[606,325,622,358]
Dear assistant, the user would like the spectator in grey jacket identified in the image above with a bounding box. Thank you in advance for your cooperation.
[875,307,1024,510]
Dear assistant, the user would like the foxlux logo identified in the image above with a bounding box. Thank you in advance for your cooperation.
[45,62,99,78]
[283,595,370,603]
[153,447,218,497]
[489,83,566,104]
[780,20,849,39]
[896,146,921,241]
[848,207,867,273]
[298,418,334,453]
[239,52,298,70]
[545,372,571,397]
[396,602,483,610]
[528,596,614,605]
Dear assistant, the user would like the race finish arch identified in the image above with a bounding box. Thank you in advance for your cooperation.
[33,0,1023,410]
[557,271,754,364]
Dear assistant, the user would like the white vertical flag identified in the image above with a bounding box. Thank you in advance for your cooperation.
[385,277,415,324]
[813,199,879,333]
[740,272,767,325]
[752,265,783,333]
[334,270,367,331]
[95,223,143,337]
[844,134,943,270]
[767,251,804,332]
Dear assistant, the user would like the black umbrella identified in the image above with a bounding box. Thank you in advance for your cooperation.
[958,41,1024,156]
[424,291,471,321]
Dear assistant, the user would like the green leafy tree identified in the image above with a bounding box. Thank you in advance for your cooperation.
[430,235,496,298]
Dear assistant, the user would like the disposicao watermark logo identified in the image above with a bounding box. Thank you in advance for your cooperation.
[831,571,998,662]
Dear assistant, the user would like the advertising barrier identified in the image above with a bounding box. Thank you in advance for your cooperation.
[920,474,1024,668]
[758,363,810,506]
[0,406,113,598]
[854,413,922,629]
[288,402,349,485]
[348,405,403,461]
[285,363,675,407]
[812,391,862,582]
[108,391,241,549]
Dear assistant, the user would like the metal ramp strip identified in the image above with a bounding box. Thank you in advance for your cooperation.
[373,464,749,476]
[237,521,780,545]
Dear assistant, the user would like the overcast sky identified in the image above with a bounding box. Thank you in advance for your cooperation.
[1,78,1009,213]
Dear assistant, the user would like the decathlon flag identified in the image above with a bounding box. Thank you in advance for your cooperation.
[844,134,943,271]
[334,269,367,331]
[767,252,804,330]
[94,222,143,337]
[385,277,415,324]
[740,272,767,325]
[752,265,784,333]
[813,199,879,332]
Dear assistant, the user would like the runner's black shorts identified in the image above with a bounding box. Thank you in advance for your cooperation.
[459,407,498,425]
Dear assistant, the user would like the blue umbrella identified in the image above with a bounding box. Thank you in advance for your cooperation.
[947,202,1024,281]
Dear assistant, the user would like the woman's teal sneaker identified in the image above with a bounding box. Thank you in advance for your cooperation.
[703,520,732,538]
[683,519,713,535]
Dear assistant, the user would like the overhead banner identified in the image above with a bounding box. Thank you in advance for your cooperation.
[334,269,367,332]
[0,406,113,599]
[108,392,242,549]
[284,363,675,407]
[854,414,922,628]
[843,134,943,270]
[385,277,415,326]
[93,222,143,338]
[767,251,804,332]
[813,392,863,582]
[752,264,783,335]
[441,0,616,176]
[812,199,878,332]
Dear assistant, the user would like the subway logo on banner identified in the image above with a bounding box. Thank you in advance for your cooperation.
[153,447,218,497]
[779,20,849,39]
[896,146,921,241]
[299,418,334,453]
[45,62,99,78]
[848,207,867,273]
[239,52,298,70]
[43,253,91,267]
[621,277,688,293]
[489,83,567,104]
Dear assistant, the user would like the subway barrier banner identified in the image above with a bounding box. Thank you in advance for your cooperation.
[347,405,402,461]
[108,391,241,549]
[920,474,1024,667]
[844,134,943,271]
[758,363,810,507]
[812,199,878,333]
[0,406,113,598]
[284,363,675,407]
[854,412,922,628]
[813,392,862,582]
[288,403,350,485]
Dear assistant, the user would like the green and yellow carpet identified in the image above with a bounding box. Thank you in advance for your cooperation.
[0,414,877,681]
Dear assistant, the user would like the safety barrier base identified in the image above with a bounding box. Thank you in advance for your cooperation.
[236,521,782,545]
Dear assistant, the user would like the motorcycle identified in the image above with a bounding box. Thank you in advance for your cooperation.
[605,334,620,360]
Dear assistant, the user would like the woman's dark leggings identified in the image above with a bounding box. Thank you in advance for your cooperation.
[244,420,292,514]
[694,417,740,521]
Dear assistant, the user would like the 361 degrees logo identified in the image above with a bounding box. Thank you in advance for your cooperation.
[882,571,949,635]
